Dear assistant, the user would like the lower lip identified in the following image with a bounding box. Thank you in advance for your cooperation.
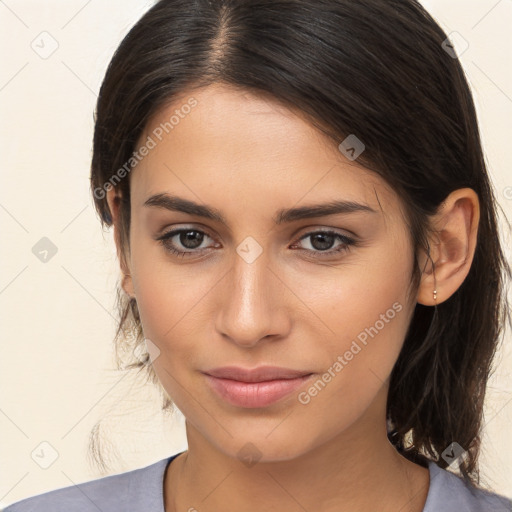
[204,373,314,408]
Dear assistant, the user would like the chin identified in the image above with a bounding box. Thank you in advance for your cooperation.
[210,432,315,466]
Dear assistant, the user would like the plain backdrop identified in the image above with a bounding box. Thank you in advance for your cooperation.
[0,0,511,507]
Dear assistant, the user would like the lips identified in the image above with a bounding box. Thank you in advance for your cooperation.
[202,366,315,408]
[203,365,312,382]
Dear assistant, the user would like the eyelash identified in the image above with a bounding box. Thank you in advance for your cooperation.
[156,228,356,259]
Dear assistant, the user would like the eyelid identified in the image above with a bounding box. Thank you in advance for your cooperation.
[156,223,216,238]
[156,223,357,241]
[294,224,358,239]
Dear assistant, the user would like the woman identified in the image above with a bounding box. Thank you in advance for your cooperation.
[4,0,511,511]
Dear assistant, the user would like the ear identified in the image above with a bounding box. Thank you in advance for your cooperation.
[106,187,135,299]
[416,188,480,306]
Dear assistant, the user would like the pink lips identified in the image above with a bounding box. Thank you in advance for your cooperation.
[203,366,314,408]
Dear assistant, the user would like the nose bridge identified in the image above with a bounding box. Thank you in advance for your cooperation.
[215,242,288,346]
[233,249,270,315]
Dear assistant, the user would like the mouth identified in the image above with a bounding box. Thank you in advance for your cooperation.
[203,365,313,382]
[203,366,314,408]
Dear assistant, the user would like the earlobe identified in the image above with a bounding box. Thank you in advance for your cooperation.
[121,273,135,300]
[106,187,135,299]
[416,188,480,306]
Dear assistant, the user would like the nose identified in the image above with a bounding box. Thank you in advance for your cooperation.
[215,249,292,348]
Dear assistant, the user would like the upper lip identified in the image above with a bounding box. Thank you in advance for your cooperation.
[204,366,313,382]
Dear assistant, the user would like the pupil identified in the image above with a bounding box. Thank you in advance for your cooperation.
[181,230,203,249]
[311,233,334,251]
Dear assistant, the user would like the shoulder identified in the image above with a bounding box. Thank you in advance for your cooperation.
[424,461,512,512]
[1,454,177,512]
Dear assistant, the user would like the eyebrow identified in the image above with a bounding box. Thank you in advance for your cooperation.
[143,193,377,225]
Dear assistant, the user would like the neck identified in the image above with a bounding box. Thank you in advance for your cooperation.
[164,420,429,512]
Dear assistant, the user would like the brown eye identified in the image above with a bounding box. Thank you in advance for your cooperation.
[292,230,356,257]
[157,229,214,257]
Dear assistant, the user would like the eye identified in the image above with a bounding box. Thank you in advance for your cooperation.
[157,228,217,258]
[156,227,356,259]
[291,230,356,257]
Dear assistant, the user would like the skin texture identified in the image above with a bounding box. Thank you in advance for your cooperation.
[107,83,480,512]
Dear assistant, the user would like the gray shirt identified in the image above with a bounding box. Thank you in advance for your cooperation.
[3,452,511,511]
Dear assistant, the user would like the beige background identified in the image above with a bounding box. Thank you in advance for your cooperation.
[0,0,511,507]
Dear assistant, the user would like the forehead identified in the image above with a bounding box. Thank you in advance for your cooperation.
[130,83,401,220]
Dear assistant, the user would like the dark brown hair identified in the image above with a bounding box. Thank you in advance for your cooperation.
[89,0,511,487]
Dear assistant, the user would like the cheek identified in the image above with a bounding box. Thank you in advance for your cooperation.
[292,262,413,433]
[129,256,210,405]
[131,264,199,340]
[128,237,219,354]
[301,240,414,383]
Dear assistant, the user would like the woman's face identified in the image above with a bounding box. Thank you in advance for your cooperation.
[123,83,418,461]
